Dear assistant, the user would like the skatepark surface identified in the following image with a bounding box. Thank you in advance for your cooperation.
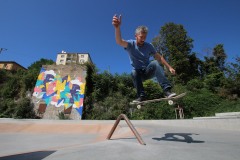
[0,118,240,160]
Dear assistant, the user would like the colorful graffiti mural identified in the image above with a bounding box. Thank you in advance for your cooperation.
[33,67,86,116]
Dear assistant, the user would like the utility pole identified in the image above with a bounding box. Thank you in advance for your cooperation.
[0,48,7,54]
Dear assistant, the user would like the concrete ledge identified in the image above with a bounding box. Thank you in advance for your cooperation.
[193,116,240,119]
[215,112,240,117]
[1,118,240,131]
[129,119,240,131]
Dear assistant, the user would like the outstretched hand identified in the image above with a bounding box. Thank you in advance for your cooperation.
[169,67,176,75]
[112,14,122,28]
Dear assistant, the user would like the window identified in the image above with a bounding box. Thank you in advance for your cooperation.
[61,55,65,58]
[79,59,85,64]
[81,55,84,58]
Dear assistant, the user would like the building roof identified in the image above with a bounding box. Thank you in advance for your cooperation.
[57,52,93,63]
[0,61,27,70]
[57,52,90,55]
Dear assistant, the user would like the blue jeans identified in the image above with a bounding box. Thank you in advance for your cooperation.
[131,60,172,98]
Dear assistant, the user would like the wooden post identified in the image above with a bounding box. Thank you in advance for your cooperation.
[175,105,184,119]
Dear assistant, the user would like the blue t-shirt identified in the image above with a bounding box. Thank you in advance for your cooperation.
[125,40,157,69]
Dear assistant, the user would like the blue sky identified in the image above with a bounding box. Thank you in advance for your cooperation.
[0,0,239,74]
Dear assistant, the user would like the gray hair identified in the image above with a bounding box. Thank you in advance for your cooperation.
[135,26,148,34]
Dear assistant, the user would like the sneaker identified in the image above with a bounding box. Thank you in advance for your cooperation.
[132,96,145,103]
[164,89,176,98]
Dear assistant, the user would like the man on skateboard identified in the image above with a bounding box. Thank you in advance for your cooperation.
[112,14,176,103]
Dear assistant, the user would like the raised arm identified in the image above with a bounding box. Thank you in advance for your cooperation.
[112,14,128,48]
[154,53,176,75]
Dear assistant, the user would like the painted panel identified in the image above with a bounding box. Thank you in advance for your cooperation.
[33,67,86,116]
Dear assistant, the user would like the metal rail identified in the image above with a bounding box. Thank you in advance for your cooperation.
[107,114,146,145]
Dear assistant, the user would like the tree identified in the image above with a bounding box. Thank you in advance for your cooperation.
[1,72,21,99]
[152,22,200,84]
[0,58,54,119]
[25,58,55,92]
[0,69,8,84]
[213,44,227,72]
[202,56,218,75]
[82,62,98,119]
[202,44,227,75]
[223,57,240,99]
[28,58,54,70]
[201,44,228,95]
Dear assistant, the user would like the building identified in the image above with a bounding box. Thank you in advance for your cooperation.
[0,61,27,71]
[56,51,92,65]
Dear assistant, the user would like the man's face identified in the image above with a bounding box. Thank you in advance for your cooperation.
[135,32,147,46]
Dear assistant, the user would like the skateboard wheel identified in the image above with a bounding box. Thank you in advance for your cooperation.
[137,105,141,109]
[168,100,174,105]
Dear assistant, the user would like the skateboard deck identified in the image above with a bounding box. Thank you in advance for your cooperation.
[130,92,186,109]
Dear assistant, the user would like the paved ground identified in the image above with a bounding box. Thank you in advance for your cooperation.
[0,118,240,160]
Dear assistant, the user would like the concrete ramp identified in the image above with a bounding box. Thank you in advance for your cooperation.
[0,118,240,160]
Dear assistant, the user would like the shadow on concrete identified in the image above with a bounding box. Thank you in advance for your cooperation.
[152,133,205,143]
[0,150,56,160]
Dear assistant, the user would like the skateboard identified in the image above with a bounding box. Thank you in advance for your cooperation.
[130,92,186,109]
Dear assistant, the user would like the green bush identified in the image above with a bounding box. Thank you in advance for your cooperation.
[91,92,130,120]
[143,80,163,99]
[58,112,70,120]
[182,89,221,118]
[14,98,36,119]
[0,99,15,118]
[215,99,240,113]
[187,78,204,91]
